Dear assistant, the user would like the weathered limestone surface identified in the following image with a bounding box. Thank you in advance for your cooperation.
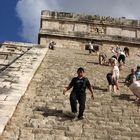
[39,10,140,48]
[1,45,140,140]
[41,36,85,50]
[0,44,48,136]
[106,27,136,38]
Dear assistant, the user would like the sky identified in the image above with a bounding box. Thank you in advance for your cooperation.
[0,0,140,44]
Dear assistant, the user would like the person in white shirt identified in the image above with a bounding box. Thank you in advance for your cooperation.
[112,62,120,92]
[88,42,95,54]
[106,58,119,93]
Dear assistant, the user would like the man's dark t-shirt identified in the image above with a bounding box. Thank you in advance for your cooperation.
[69,77,91,93]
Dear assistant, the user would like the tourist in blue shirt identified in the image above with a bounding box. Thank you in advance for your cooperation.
[135,66,140,80]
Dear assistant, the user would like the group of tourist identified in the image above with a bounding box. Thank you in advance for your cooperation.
[106,46,129,93]
[62,44,140,120]
[103,45,140,102]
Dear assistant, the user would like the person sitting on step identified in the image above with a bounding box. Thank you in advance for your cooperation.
[125,66,140,102]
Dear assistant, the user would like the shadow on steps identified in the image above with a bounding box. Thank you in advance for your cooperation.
[33,106,74,121]
[112,94,140,106]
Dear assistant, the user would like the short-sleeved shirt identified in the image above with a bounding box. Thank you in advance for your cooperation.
[135,71,140,80]
[69,77,91,93]
[125,74,136,86]
[89,43,93,50]
[120,51,126,57]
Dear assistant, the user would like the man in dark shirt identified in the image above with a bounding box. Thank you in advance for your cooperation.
[63,67,94,120]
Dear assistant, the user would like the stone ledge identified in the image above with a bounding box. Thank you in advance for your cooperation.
[41,10,140,28]
[41,16,140,30]
[39,30,140,46]
[0,44,48,135]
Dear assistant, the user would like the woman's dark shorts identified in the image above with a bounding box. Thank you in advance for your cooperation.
[118,54,125,63]
[106,73,115,85]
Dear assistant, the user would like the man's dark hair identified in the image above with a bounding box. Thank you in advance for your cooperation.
[137,66,140,69]
[77,67,85,73]
[124,47,129,56]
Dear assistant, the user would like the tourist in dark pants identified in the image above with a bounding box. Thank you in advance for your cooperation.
[63,67,94,120]
[70,90,86,118]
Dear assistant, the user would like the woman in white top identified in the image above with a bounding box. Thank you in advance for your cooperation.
[106,58,119,93]
[111,58,119,92]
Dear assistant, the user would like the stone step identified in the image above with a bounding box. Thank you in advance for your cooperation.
[1,47,140,139]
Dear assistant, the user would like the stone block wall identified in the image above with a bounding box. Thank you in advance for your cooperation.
[38,10,140,49]
[40,36,85,50]
[106,27,136,38]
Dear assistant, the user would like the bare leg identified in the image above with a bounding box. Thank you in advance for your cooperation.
[108,85,112,92]
[116,80,119,90]
[113,85,117,93]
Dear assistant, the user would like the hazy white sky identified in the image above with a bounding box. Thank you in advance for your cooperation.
[16,0,140,43]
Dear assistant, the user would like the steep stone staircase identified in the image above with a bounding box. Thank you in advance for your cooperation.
[1,47,140,140]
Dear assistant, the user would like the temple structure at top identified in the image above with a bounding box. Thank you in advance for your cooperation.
[38,10,140,49]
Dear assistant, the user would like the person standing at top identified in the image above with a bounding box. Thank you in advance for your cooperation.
[88,42,95,54]
[63,67,94,120]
